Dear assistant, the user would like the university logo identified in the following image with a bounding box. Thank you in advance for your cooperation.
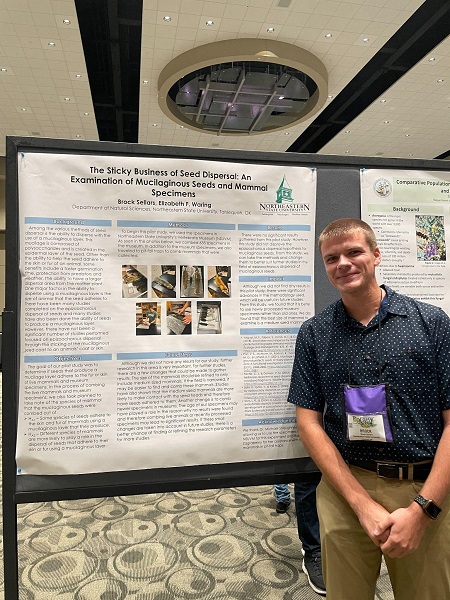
[276,176,294,203]
[259,175,310,214]
[373,178,392,197]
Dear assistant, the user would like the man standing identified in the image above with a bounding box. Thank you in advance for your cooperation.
[288,218,450,599]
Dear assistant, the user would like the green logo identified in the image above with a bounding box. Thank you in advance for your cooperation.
[353,416,376,429]
[276,176,294,203]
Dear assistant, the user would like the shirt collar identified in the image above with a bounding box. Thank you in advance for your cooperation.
[336,284,407,328]
[382,285,408,317]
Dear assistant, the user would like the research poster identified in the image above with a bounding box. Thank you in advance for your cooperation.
[16,151,316,475]
[361,169,450,313]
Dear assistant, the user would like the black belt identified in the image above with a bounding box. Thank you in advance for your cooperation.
[349,460,432,481]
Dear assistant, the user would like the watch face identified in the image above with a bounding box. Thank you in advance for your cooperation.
[415,495,441,519]
[425,501,441,520]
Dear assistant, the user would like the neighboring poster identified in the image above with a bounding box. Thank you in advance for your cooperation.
[17,152,316,475]
[361,169,450,313]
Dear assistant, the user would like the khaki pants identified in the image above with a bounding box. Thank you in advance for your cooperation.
[317,466,450,600]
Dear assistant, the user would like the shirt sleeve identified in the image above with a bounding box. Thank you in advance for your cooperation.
[433,308,450,411]
[287,320,325,412]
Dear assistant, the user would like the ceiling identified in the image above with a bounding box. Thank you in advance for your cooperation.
[0,0,450,160]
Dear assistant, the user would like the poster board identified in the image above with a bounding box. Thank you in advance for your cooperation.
[361,168,450,314]
[16,151,318,478]
[5,138,329,505]
[4,139,450,506]
[4,137,450,600]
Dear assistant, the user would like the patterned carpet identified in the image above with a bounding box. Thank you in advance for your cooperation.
[1,374,396,599]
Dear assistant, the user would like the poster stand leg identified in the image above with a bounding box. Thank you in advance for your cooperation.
[2,310,19,600]
[2,500,19,600]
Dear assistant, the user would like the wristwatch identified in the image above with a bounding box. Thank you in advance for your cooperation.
[413,495,442,520]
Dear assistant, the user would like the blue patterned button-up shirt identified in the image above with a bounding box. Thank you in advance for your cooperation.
[287,286,450,462]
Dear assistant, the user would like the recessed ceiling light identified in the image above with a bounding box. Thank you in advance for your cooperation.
[284,132,290,135]
[75,74,82,78]
[344,129,350,133]
[20,107,27,111]
[206,20,214,26]
[75,134,81,138]
[380,99,387,103]
[0,68,7,72]
[345,150,350,153]
[405,133,411,137]
[278,96,284,100]
[325,33,332,39]
[437,78,444,83]
[428,57,436,62]
[62,19,71,25]
[180,125,184,128]
[48,42,56,47]
[163,16,171,22]
[83,112,90,116]
[64,97,71,101]
[383,120,390,124]
[267,27,275,33]
[153,123,158,127]
[362,37,369,43]
[328,94,334,99]
[143,80,149,85]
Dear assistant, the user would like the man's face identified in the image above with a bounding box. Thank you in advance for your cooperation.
[320,230,381,296]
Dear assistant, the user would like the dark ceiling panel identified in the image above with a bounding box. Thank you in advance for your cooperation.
[75,0,143,142]
[286,0,450,157]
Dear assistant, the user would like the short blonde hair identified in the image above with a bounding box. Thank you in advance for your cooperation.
[318,218,377,251]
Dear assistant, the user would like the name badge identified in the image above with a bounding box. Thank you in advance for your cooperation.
[347,412,387,442]
[342,383,394,443]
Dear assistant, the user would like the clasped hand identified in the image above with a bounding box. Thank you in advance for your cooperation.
[360,502,428,558]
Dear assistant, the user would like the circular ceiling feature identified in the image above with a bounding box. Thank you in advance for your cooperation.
[158,39,328,136]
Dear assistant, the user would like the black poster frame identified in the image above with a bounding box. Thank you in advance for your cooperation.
[4,136,450,599]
